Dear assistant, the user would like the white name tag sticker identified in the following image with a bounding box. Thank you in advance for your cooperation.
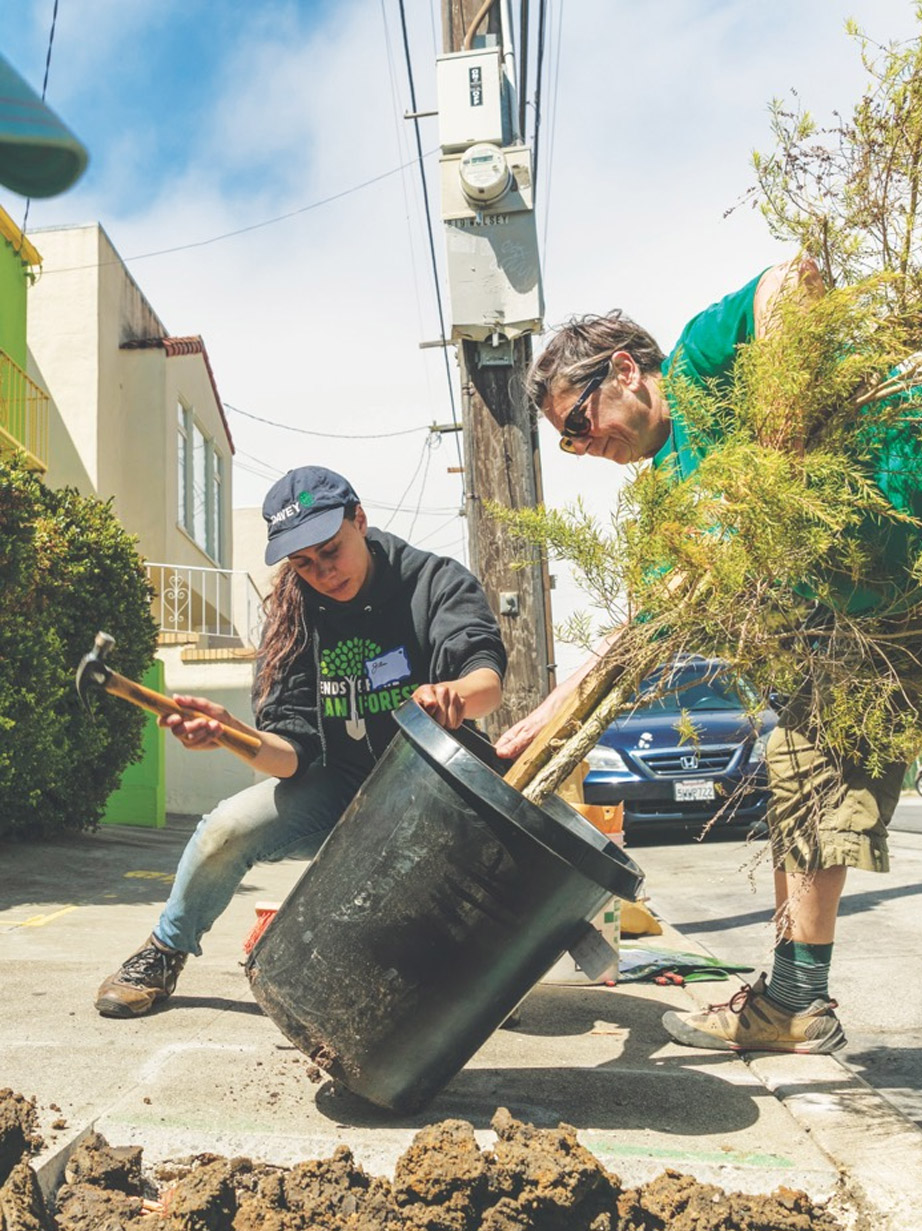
[365,647,412,690]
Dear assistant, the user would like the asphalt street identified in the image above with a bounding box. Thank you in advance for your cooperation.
[628,795,922,1126]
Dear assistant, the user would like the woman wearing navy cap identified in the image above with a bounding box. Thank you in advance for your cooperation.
[95,465,506,1017]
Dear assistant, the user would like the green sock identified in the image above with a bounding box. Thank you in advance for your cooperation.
[765,939,833,1012]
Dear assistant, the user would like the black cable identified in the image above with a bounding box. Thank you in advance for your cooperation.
[21,0,60,239]
[532,0,547,188]
[408,433,435,539]
[415,512,464,547]
[540,0,563,265]
[380,0,435,368]
[519,0,529,140]
[43,153,434,273]
[39,0,60,96]
[395,0,464,474]
[234,448,458,517]
[224,402,427,440]
[383,435,433,531]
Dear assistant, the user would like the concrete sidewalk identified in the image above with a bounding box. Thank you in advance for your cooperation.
[3,815,921,1229]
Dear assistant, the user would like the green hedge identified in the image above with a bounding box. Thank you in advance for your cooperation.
[0,454,158,838]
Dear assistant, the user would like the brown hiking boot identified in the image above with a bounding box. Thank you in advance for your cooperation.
[662,974,846,1054]
[95,935,188,1018]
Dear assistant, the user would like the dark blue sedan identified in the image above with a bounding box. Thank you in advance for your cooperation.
[582,657,778,832]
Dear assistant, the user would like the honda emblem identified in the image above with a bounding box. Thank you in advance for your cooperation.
[680,754,699,770]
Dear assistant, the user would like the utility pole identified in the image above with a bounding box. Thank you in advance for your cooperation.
[440,0,556,740]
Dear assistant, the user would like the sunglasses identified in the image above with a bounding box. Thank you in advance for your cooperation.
[558,369,607,453]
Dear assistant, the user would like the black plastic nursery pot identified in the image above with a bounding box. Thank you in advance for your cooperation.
[246,701,645,1114]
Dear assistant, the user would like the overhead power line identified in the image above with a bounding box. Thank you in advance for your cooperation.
[533,0,548,184]
[519,0,529,141]
[414,513,465,547]
[383,434,433,531]
[235,446,454,511]
[21,0,60,238]
[42,150,438,274]
[541,0,564,271]
[379,0,436,395]
[395,0,464,474]
[224,402,428,440]
[234,447,458,517]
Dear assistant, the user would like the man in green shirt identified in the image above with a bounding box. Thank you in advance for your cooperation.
[496,258,915,1055]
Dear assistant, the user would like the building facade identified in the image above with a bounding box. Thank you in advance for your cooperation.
[0,206,46,472]
[27,223,266,816]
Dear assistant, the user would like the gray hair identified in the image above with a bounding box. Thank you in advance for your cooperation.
[525,310,666,411]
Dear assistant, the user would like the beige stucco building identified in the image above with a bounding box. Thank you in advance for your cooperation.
[28,223,233,570]
[27,223,267,815]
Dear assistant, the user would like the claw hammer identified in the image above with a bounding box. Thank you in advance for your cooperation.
[75,631,261,761]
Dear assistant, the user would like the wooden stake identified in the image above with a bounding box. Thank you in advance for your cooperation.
[502,644,629,794]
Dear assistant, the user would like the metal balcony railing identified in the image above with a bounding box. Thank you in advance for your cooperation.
[146,563,265,648]
[0,348,49,472]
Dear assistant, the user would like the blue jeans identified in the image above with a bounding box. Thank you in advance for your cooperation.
[155,761,365,956]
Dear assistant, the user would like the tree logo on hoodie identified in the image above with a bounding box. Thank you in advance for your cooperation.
[320,638,419,742]
[320,637,383,741]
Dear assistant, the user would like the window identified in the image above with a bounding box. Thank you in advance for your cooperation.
[177,400,224,563]
[192,421,207,547]
[177,402,188,528]
[633,662,759,714]
[211,452,223,564]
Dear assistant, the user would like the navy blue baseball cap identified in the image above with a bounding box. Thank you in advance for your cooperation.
[263,466,361,565]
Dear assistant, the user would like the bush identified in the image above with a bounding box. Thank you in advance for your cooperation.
[0,454,157,838]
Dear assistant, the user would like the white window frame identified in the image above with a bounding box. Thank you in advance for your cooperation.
[177,399,225,565]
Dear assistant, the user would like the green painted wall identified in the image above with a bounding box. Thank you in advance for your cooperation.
[103,659,166,829]
[0,235,28,367]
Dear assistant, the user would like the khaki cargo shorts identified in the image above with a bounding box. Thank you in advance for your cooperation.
[766,724,904,874]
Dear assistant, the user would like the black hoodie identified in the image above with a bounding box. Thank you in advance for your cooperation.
[254,529,507,777]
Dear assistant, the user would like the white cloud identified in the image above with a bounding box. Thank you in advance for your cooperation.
[15,0,922,675]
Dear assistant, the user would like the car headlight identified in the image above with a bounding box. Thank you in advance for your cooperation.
[747,732,770,764]
[586,745,628,773]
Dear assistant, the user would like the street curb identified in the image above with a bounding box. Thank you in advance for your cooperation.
[750,1052,922,1231]
[648,913,922,1229]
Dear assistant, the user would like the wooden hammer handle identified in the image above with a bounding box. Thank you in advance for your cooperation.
[104,672,262,761]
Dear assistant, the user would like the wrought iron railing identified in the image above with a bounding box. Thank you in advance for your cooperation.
[0,348,49,472]
[146,563,265,647]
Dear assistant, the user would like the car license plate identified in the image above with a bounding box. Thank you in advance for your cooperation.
[674,779,715,801]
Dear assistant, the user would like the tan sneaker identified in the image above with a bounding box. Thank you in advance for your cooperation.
[662,974,846,1054]
[95,936,188,1018]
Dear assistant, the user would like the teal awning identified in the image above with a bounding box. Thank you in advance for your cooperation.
[0,54,88,198]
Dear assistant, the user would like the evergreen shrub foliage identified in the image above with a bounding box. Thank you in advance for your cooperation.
[493,11,922,785]
[0,454,157,837]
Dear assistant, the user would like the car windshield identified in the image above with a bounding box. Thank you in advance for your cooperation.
[632,664,758,714]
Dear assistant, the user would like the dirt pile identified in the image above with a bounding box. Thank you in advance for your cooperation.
[0,1090,43,1185]
[0,1088,50,1231]
[0,1096,845,1231]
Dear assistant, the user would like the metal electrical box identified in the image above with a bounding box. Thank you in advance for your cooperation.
[440,144,534,219]
[436,48,503,151]
[440,144,543,341]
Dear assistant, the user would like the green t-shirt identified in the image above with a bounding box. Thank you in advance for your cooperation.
[651,272,922,614]
[652,270,762,479]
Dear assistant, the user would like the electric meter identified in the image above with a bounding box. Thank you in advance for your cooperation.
[458,143,512,206]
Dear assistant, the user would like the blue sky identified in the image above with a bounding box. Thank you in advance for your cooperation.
[5,0,921,673]
[7,3,347,211]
